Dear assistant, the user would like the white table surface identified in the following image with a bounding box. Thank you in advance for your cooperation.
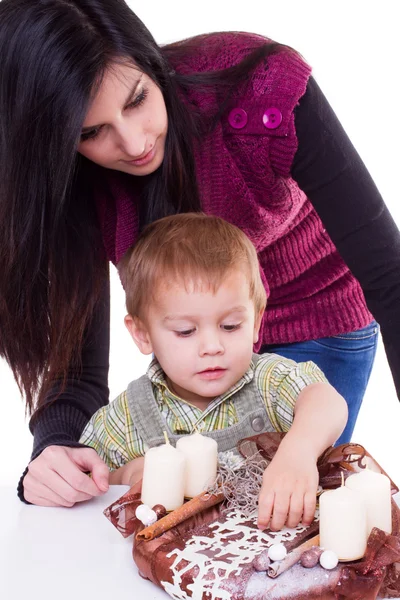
[2,485,399,600]
[0,485,168,600]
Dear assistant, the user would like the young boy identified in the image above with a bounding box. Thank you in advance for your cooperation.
[80,213,347,531]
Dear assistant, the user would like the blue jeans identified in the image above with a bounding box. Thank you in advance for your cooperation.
[260,321,379,444]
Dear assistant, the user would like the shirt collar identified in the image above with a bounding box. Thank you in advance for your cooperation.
[146,357,255,411]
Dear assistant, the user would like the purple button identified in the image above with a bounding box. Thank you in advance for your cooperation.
[228,108,248,129]
[262,108,283,129]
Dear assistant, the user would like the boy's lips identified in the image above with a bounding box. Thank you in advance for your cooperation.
[197,367,227,380]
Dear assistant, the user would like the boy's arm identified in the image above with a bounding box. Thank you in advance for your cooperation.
[109,456,145,486]
[258,381,348,531]
[79,391,146,478]
[283,381,348,459]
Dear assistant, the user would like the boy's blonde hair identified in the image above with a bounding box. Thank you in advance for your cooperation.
[118,213,267,319]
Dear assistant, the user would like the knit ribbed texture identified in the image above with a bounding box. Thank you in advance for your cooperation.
[96,32,371,346]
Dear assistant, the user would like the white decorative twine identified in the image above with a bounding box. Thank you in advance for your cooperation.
[206,450,268,517]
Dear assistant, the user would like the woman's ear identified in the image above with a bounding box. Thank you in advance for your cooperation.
[124,314,153,355]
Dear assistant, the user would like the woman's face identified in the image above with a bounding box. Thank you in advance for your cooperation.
[78,61,168,176]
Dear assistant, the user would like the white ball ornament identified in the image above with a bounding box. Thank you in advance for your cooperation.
[135,504,154,523]
[141,508,158,527]
[267,543,287,561]
[319,550,339,570]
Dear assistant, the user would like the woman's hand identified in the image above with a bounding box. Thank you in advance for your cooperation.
[257,444,319,531]
[109,457,145,487]
[23,446,110,507]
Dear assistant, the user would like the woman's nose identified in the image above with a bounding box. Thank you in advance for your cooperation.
[115,121,146,158]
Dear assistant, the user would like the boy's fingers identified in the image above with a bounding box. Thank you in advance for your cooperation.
[257,491,275,530]
[286,489,304,528]
[270,490,290,531]
[302,491,317,525]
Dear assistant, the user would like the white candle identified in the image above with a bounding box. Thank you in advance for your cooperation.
[176,432,218,498]
[141,443,185,511]
[345,470,392,534]
[319,486,368,560]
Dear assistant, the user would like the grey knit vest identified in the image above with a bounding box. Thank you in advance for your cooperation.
[126,354,275,453]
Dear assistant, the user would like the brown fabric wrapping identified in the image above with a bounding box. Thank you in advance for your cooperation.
[133,502,224,589]
[335,567,386,600]
[332,498,400,599]
[238,433,399,494]
[103,434,400,599]
[103,480,142,538]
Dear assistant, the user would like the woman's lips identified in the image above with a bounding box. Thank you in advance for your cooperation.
[124,146,156,167]
[197,368,226,381]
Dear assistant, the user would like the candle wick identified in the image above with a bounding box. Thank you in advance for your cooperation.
[163,431,170,445]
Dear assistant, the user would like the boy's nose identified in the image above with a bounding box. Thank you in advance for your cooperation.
[199,331,224,357]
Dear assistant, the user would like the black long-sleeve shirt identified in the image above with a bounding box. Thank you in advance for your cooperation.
[17,77,400,500]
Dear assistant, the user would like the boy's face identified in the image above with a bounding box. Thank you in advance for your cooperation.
[125,270,263,409]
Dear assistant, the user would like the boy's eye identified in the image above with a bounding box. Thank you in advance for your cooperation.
[222,324,241,332]
[175,329,196,337]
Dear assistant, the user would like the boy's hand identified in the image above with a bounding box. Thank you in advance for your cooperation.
[109,456,145,487]
[257,444,319,531]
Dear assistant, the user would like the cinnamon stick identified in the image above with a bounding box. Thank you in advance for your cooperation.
[136,490,225,541]
[267,534,320,578]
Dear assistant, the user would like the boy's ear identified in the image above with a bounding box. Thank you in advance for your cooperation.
[124,314,153,355]
[253,308,265,344]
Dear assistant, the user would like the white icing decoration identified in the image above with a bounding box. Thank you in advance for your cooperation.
[268,543,287,561]
[319,550,339,570]
[161,508,320,600]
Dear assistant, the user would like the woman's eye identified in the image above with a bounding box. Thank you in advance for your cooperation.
[80,126,103,143]
[222,324,240,332]
[79,88,148,143]
[126,87,148,109]
[175,329,195,337]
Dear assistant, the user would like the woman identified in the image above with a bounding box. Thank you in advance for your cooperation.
[0,0,398,507]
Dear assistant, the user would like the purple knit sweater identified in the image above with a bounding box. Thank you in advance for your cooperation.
[96,32,371,345]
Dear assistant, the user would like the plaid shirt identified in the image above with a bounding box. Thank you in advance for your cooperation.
[80,353,327,470]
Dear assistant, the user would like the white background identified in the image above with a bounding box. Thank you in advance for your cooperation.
[1,0,399,488]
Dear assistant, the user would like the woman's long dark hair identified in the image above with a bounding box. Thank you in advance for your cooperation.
[0,0,283,413]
